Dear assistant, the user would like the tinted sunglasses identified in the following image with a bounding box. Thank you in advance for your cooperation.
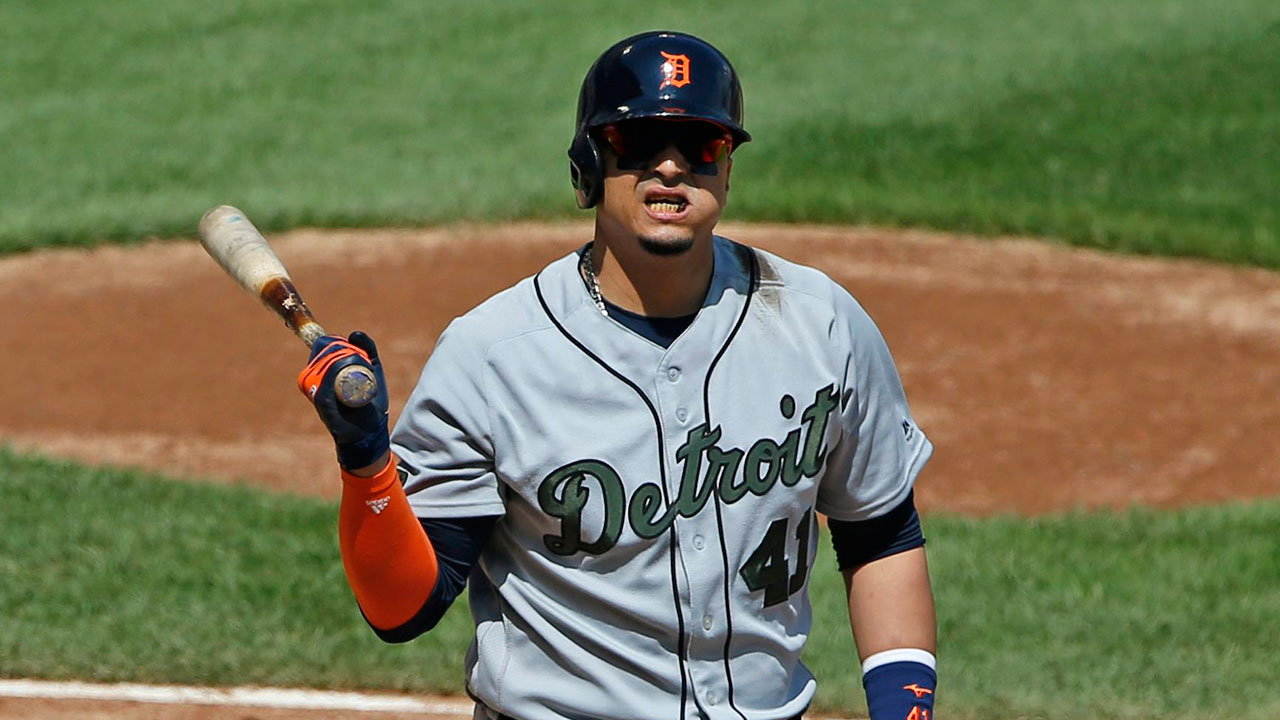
[599,120,733,175]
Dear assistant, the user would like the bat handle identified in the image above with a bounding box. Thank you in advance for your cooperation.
[334,365,379,408]
[302,321,380,408]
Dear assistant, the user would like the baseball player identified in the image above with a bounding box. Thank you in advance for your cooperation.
[299,31,937,720]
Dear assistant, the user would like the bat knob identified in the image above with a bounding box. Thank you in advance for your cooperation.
[334,365,379,408]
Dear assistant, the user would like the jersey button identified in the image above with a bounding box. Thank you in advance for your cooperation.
[692,534,705,550]
[666,367,681,383]
[675,407,688,423]
[702,614,714,631]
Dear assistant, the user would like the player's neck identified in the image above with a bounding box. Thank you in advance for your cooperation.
[588,232,714,318]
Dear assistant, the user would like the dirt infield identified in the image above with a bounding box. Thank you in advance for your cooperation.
[2,222,1279,718]
[3,222,1278,513]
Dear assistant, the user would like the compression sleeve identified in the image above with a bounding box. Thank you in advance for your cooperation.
[338,458,439,630]
[369,514,499,643]
[828,490,925,571]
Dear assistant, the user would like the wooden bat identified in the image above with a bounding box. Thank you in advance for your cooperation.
[198,205,378,408]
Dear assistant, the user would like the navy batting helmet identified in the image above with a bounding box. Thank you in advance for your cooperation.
[568,31,751,209]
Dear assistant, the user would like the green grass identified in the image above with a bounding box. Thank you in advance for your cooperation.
[739,13,1280,266]
[0,449,472,691]
[2,1,1280,264]
[2,448,1278,718]
[807,506,1280,718]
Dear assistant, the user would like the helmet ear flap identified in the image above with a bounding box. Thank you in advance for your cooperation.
[569,133,603,209]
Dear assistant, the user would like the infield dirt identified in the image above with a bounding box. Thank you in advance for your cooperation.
[3,222,1278,514]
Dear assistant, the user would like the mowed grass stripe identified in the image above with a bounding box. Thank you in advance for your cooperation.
[1,449,1277,718]
[2,1,1279,265]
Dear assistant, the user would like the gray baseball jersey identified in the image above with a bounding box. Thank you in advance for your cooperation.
[391,236,932,720]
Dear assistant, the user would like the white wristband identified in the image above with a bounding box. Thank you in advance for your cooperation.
[861,648,937,675]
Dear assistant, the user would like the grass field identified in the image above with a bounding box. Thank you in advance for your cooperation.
[3,450,1277,719]
[3,0,1280,264]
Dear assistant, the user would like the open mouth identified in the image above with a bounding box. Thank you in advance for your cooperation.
[640,188,691,212]
[645,198,688,214]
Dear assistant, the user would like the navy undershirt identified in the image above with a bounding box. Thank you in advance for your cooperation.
[601,299,696,348]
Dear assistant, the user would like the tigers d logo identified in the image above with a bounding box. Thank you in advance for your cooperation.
[659,51,691,89]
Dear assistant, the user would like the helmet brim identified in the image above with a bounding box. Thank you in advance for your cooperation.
[586,99,751,146]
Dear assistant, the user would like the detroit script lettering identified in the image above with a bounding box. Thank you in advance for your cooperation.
[538,385,840,555]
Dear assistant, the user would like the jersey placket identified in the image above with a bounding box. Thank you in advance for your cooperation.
[532,242,759,718]
[654,354,738,719]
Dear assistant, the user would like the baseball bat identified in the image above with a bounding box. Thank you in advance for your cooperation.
[197,205,378,408]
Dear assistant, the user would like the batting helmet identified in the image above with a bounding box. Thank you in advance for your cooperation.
[568,31,751,208]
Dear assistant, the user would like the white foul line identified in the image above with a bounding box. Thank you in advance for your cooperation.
[0,679,474,715]
[0,679,854,719]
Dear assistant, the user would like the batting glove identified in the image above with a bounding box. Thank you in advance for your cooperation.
[297,331,389,470]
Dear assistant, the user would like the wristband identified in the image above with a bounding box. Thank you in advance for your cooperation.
[863,649,936,720]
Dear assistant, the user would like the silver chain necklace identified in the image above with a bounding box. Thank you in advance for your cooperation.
[579,243,608,316]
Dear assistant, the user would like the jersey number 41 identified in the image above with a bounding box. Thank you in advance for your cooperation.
[738,509,813,607]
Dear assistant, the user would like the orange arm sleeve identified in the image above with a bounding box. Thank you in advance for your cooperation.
[338,457,439,630]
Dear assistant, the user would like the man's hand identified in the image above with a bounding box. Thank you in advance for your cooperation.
[298,331,390,471]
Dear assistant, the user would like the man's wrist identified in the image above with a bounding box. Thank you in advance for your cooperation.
[335,420,390,471]
[344,450,392,478]
[863,649,936,720]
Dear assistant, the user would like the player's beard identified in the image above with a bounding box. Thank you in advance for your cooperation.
[637,232,696,256]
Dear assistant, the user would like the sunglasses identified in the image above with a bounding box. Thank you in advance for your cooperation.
[599,120,733,175]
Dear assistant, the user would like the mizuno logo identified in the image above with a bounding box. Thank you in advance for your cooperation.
[366,497,390,515]
[903,683,933,698]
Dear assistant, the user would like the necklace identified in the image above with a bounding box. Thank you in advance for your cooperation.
[579,243,608,316]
